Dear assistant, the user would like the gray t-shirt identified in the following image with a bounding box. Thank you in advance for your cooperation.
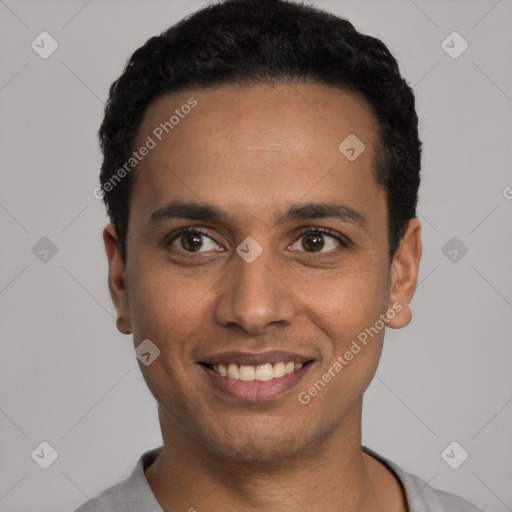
[74,445,484,512]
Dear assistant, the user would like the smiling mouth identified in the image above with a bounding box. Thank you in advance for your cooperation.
[200,361,314,381]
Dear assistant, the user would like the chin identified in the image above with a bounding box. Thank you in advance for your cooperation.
[203,426,313,465]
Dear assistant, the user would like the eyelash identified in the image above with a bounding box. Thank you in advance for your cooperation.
[165,226,349,254]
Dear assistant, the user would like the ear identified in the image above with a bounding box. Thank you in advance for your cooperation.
[103,223,132,335]
[386,218,422,329]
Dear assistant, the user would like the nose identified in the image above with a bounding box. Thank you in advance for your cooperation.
[213,248,297,335]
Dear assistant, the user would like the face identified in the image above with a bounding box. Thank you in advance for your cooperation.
[104,84,421,463]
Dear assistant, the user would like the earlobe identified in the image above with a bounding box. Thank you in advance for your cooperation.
[386,218,422,330]
[103,223,132,335]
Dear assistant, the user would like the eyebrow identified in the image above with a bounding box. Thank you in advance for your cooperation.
[148,200,367,228]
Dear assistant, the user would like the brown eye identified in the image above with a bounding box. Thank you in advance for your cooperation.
[180,232,204,252]
[301,233,326,252]
[290,228,345,254]
[167,228,222,253]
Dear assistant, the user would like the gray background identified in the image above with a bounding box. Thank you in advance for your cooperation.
[1,0,511,511]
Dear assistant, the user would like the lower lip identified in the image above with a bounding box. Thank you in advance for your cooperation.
[200,363,313,401]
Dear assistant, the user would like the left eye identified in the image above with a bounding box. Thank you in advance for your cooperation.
[289,229,344,253]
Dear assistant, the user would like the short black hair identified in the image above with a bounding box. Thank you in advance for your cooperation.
[99,0,421,265]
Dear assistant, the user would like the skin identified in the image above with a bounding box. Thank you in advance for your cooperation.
[104,83,421,512]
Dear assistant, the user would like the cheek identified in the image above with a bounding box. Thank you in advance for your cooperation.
[295,257,389,394]
[128,256,209,343]
[297,256,390,335]
[126,260,211,414]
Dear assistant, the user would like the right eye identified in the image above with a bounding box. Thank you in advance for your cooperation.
[166,227,224,254]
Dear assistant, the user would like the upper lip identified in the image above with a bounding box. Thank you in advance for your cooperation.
[199,350,314,366]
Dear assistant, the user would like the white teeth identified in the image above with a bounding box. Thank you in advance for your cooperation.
[255,363,274,381]
[210,361,307,381]
[239,365,255,381]
[273,362,286,378]
[227,363,240,379]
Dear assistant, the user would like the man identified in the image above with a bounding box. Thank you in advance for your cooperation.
[76,0,484,510]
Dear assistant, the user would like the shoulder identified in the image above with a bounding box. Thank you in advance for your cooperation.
[362,446,485,512]
[74,478,131,512]
[73,447,164,512]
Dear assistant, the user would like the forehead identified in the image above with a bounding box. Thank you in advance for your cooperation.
[129,83,384,228]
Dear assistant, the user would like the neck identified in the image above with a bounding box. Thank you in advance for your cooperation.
[145,401,405,512]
